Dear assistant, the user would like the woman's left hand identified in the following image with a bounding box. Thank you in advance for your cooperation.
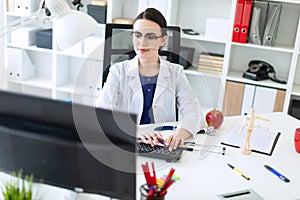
[164,128,192,151]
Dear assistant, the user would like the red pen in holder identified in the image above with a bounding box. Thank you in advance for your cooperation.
[294,128,300,154]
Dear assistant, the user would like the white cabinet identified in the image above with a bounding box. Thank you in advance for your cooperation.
[1,0,300,115]
[0,0,105,105]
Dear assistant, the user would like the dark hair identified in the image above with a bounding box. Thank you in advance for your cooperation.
[133,8,167,36]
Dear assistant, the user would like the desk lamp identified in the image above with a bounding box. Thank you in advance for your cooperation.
[0,0,98,50]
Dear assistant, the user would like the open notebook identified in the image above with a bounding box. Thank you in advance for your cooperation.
[220,124,280,156]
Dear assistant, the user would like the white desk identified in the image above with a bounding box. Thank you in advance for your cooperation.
[137,112,300,200]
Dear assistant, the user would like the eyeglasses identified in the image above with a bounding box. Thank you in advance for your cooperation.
[131,31,163,41]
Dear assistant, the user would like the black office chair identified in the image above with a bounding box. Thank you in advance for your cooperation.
[102,23,181,86]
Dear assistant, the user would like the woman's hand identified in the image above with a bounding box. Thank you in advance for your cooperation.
[164,128,192,151]
[137,131,164,147]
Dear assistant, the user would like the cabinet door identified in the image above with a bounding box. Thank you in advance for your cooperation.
[223,81,286,116]
[223,81,245,116]
[273,89,286,112]
[252,86,285,114]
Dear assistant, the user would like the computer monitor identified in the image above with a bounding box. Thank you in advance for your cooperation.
[0,90,137,200]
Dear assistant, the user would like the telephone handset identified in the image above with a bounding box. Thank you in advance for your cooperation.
[242,60,287,84]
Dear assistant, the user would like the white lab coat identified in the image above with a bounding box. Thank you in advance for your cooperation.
[96,56,204,135]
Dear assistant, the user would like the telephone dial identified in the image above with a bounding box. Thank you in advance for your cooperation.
[242,60,287,84]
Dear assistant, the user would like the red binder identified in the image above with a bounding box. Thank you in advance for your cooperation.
[232,0,245,42]
[239,0,253,43]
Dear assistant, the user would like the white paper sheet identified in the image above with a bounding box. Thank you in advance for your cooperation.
[220,124,279,155]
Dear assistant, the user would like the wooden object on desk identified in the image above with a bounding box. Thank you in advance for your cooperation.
[239,108,271,155]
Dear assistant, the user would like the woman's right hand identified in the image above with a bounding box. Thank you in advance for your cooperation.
[137,131,164,147]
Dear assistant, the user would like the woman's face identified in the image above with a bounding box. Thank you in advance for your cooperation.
[132,19,167,61]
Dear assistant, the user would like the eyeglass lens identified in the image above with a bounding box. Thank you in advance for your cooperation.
[131,31,161,41]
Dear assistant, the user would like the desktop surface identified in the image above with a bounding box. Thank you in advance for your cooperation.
[136,113,300,200]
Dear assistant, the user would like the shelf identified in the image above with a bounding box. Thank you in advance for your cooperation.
[226,71,288,90]
[231,42,294,53]
[56,82,74,93]
[57,36,104,59]
[8,78,52,89]
[184,66,222,79]
[181,32,227,44]
[22,78,53,89]
[292,84,300,96]
[5,12,23,17]
[57,82,100,96]
[7,43,53,53]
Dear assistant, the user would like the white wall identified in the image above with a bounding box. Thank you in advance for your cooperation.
[0,1,5,89]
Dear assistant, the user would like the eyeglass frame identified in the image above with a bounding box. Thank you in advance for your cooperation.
[130,31,164,41]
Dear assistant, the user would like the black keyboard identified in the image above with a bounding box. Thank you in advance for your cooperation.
[136,142,183,162]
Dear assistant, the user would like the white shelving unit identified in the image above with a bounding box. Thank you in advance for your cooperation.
[0,0,105,106]
[1,0,300,116]
[223,0,300,115]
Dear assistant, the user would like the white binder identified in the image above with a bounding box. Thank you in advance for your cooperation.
[262,2,282,46]
[248,0,268,45]
[14,0,41,16]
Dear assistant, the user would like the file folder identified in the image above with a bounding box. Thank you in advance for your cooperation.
[239,0,253,43]
[262,2,282,46]
[232,0,245,42]
[248,0,268,45]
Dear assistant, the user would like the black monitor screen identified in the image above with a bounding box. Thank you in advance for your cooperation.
[0,90,137,200]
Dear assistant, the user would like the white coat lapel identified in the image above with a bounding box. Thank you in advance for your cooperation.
[153,59,170,103]
[126,57,143,120]
[127,57,141,93]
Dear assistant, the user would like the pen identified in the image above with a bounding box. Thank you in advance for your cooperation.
[264,165,290,183]
[153,126,177,131]
[227,164,251,181]
[153,125,207,134]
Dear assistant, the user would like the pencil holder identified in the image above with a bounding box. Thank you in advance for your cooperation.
[140,184,167,200]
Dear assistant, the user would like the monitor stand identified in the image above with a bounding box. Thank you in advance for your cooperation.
[66,187,84,200]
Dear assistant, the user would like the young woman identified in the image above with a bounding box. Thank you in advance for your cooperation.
[97,8,204,150]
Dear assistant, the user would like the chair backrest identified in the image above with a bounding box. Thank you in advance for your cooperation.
[102,23,181,86]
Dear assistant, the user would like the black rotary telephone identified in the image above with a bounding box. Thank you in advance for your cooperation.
[242,60,287,84]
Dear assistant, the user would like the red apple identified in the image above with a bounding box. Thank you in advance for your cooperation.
[205,109,224,129]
